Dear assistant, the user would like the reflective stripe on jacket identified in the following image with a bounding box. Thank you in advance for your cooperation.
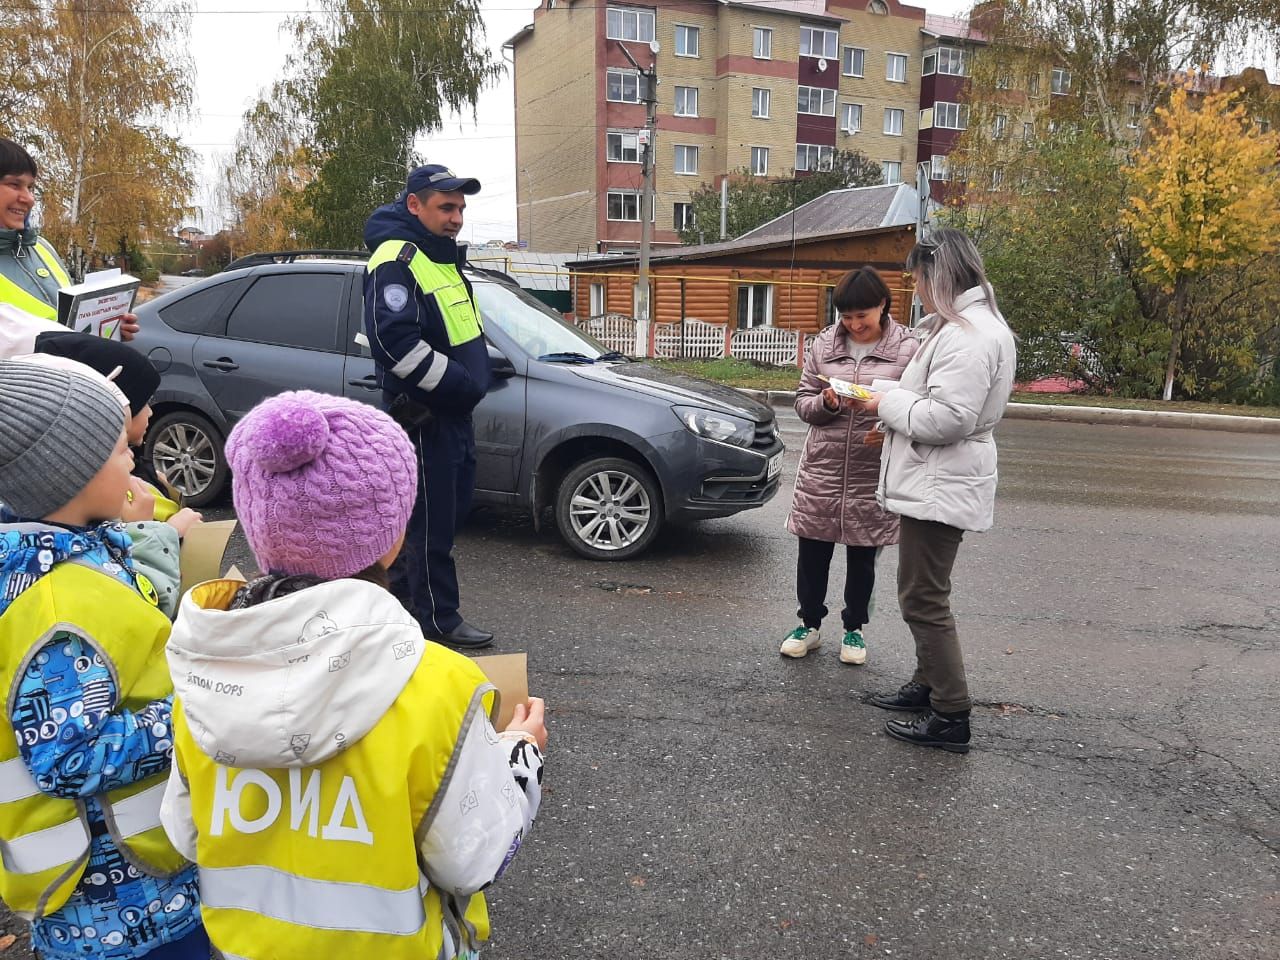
[0,562,189,917]
[0,235,71,322]
[172,578,496,959]
[368,240,482,348]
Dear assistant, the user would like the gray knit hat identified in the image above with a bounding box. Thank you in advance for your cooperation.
[0,359,127,519]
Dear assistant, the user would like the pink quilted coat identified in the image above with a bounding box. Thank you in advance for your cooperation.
[786,320,918,546]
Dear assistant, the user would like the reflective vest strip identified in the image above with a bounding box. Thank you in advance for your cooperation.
[0,240,70,321]
[201,864,427,936]
[0,816,88,875]
[34,239,71,288]
[0,757,40,804]
[367,240,482,348]
[108,781,167,839]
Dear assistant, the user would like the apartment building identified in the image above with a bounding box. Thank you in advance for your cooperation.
[508,0,928,254]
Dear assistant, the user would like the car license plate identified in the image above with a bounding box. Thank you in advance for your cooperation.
[767,452,783,479]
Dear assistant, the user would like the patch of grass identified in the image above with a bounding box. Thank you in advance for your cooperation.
[1008,392,1280,419]
[649,357,801,392]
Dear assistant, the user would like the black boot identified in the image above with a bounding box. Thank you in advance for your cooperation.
[885,709,971,754]
[870,680,931,712]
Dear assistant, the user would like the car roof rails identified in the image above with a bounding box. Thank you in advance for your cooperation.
[225,250,370,271]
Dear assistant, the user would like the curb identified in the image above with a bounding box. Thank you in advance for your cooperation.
[737,389,1280,435]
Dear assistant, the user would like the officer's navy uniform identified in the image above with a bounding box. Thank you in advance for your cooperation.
[363,170,490,645]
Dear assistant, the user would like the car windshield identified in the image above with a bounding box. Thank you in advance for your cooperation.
[473,280,615,361]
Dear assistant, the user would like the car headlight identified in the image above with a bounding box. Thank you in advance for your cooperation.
[673,405,755,448]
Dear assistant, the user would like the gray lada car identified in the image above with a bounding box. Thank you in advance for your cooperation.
[127,253,784,560]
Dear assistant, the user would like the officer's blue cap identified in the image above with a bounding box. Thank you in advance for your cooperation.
[404,163,481,197]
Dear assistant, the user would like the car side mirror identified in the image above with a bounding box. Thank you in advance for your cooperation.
[488,344,516,380]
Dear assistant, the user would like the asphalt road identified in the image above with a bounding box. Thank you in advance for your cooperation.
[4,416,1277,958]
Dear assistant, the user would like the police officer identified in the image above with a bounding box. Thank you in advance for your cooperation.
[363,164,493,649]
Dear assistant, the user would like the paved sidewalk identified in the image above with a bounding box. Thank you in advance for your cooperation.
[740,389,1280,435]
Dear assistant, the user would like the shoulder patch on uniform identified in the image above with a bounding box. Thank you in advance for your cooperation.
[397,242,416,264]
[383,283,410,312]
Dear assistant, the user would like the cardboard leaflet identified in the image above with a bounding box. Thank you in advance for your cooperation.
[178,519,238,596]
[57,269,140,340]
[472,653,529,731]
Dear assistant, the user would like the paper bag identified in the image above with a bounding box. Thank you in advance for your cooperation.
[179,519,238,595]
[472,653,528,731]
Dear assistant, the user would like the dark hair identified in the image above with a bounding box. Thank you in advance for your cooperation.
[0,139,38,180]
[231,561,391,609]
[832,266,892,327]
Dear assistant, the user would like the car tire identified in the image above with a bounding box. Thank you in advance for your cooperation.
[144,410,229,508]
[555,457,663,561]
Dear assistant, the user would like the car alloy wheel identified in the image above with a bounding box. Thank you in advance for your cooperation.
[145,410,229,507]
[555,456,663,560]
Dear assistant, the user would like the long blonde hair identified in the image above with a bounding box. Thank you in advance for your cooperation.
[906,229,1000,333]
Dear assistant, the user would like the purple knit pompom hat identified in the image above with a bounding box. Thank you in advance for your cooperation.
[226,391,418,580]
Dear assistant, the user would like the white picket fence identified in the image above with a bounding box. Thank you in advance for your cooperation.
[581,314,640,356]
[579,315,813,367]
[730,326,803,366]
[653,319,727,359]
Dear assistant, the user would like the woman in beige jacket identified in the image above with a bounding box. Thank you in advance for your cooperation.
[854,230,1017,754]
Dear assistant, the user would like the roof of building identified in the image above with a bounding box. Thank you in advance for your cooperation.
[735,183,922,243]
[468,250,574,291]
[718,0,846,24]
[922,13,987,43]
[566,221,914,270]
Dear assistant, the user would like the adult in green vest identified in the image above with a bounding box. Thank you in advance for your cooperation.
[362,164,493,650]
[0,138,139,338]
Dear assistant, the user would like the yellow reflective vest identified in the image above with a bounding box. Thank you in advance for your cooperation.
[367,240,483,347]
[0,561,189,918]
[0,237,71,322]
[173,579,495,960]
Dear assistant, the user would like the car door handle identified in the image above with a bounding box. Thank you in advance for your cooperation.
[202,358,239,372]
[348,376,379,389]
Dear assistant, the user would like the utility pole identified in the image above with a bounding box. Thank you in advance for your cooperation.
[618,40,658,328]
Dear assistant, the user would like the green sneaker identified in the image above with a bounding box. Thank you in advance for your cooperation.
[840,629,867,665]
[779,625,821,658]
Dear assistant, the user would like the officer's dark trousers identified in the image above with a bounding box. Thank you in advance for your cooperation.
[389,414,476,637]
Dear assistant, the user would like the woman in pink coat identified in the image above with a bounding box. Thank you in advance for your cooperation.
[781,266,918,665]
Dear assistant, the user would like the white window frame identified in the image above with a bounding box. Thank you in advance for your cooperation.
[606,190,642,222]
[886,53,908,83]
[795,143,834,173]
[930,154,950,181]
[883,107,904,136]
[881,161,902,185]
[673,202,695,231]
[752,87,771,118]
[1023,120,1035,142]
[1051,67,1071,94]
[606,130,641,163]
[674,24,700,58]
[736,283,773,329]
[923,46,965,76]
[753,26,772,60]
[993,113,1008,140]
[842,46,865,78]
[1027,71,1041,95]
[989,166,1005,191]
[606,6,655,43]
[750,146,769,175]
[674,85,699,117]
[606,69,641,104]
[589,283,605,316]
[841,102,862,134]
[799,25,838,60]
[995,74,1012,90]
[1126,101,1140,128]
[797,85,836,117]
[934,101,968,130]
[674,144,699,175]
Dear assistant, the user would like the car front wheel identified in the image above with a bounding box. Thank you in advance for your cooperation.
[554,457,663,561]
[144,410,229,507]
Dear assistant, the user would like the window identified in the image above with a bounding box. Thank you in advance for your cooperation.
[589,283,605,316]
[1051,68,1071,94]
[674,144,699,175]
[918,106,933,129]
[1022,121,1035,141]
[674,202,695,231]
[881,161,902,185]
[924,46,965,76]
[1126,102,1141,128]
[736,284,772,328]
[753,26,772,59]
[869,0,888,12]
[607,131,641,163]
[160,279,246,335]
[674,85,698,117]
[674,24,700,57]
[800,26,838,60]
[752,87,771,118]
[750,146,769,175]
[607,191,641,221]
[884,108,904,136]
[795,143,834,172]
[226,274,344,351]
[797,85,836,116]
[606,6,654,42]
[993,113,1008,139]
[607,69,641,103]
[930,154,950,181]
[996,74,1012,90]
[989,167,1005,191]
[886,53,907,83]
[842,46,865,77]
[841,102,862,133]
[1027,71,1040,95]
[934,102,968,130]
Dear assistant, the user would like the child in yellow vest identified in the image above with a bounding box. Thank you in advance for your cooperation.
[161,390,546,960]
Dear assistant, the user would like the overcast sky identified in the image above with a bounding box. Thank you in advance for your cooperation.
[183,0,970,241]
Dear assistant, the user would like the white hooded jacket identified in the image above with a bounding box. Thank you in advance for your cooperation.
[160,578,542,897]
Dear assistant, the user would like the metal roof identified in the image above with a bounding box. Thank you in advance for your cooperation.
[468,250,574,291]
[736,183,921,243]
